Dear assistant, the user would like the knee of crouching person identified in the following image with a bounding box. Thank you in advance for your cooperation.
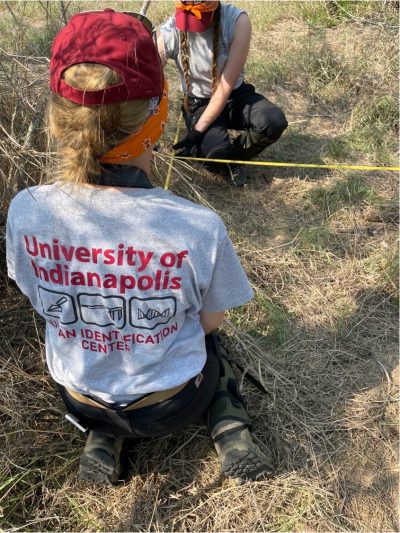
[264,108,288,141]
[253,104,288,141]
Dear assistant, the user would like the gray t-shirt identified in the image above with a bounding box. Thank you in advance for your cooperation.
[6,184,253,403]
[160,2,245,98]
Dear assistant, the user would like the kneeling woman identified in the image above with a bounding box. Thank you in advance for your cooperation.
[158,1,288,186]
[6,9,272,484]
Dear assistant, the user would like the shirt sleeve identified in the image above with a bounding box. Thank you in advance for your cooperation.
[222,3,247,51]
[159,16,179,61]
[201,230,253,312]
[6,203,16,281]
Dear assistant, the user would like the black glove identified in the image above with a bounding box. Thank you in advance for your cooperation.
[173,128,205,157]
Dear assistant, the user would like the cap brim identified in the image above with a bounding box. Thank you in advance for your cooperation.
[175,10,214,32]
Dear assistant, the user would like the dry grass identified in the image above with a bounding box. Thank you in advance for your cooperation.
[0,1,399,532]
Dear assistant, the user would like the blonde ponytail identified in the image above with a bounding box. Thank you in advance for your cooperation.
[47,63,150,185]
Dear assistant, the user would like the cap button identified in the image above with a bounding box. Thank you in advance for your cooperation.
[103,8,115,12]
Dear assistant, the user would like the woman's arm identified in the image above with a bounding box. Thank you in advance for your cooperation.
[200,310,225,334]
[194,12,251,133]
[157,33,168,68]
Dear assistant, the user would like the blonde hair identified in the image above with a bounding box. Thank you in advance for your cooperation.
[47,63,150,184]
[180,3,221,113]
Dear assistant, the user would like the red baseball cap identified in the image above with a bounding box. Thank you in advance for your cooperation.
[175,2,218,33]
[50,9,163,105]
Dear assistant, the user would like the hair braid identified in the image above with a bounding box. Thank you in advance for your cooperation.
[180,31,191,113]
[211,3,221,96]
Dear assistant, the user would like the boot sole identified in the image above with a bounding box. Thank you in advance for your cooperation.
[79,450,120,485]
[222,449,274,481]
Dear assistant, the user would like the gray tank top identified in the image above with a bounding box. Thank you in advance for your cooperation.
[160,3,246,98]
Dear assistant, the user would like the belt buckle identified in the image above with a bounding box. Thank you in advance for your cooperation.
[194,372,203,388]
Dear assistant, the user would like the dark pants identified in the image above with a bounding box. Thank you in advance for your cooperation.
[59,334,250,439]
[185,82,288,170]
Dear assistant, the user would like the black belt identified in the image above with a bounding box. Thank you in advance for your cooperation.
[189,96,211,106]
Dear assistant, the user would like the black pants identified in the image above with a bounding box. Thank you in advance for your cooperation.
[58,334,248,439]
[185,82,288,168]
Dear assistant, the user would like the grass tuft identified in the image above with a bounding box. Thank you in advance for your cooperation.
[347,95,399,165]
[256,293,291,346]
[309,175,379,214]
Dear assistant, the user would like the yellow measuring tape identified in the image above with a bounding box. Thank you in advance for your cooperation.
[162,145,399,189]
[171,155,400,172]
[163,112,183,190]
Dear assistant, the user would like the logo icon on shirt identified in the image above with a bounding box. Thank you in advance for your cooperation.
[137,307,171,320]
[130,296,177,330]
[47,296,68,313]
[38,286,77,324]
[78,293,126,329]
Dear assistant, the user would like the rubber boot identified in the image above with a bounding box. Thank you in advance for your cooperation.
[206,334,274,483]
[212,422,274,484]
[205,163,247,187]
[79,430,123,485]
[226,164,247,187]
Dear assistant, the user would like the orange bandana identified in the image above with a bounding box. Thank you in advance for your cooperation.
[175,1,219,20]
[101,80,168,164]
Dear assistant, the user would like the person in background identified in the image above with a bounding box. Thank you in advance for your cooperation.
[158,0,288,187]
[6,9,273,485]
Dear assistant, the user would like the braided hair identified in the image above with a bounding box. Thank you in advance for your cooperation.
[180,2,221,113]
[180,30,191,113]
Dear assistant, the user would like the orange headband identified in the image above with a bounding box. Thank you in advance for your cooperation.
[175,1,219,20]
[100,80,168,164]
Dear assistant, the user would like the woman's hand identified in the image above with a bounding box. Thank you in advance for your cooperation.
[173,128,205,156]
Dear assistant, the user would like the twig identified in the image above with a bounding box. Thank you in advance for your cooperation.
[59,1,67,24]
[4,1,22,27]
